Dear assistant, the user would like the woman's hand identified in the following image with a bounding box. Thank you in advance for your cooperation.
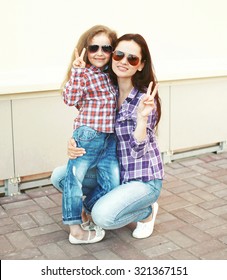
[137,82,159,118]
[72,48,86,68]
[67,138,86,159]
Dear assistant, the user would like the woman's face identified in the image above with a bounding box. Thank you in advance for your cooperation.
[87,32,112,70]
[112,40,144,79]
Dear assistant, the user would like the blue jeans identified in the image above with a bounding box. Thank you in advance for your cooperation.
[51,167,162,228]
[62,126,119,225]
[91,179,163,229]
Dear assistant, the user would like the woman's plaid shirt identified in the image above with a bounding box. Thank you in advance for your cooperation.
[115,87,164,184]
[63,65,117,133]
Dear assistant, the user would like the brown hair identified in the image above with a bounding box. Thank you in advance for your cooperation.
[61,25,117,89]
[109,33,161,126]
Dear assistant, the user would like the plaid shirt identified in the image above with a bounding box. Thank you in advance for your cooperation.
[115,87,164,184]
[63,65,117,133]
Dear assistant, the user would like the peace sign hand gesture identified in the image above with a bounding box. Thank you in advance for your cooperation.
[137,82,159,118]
[72,47,86,68]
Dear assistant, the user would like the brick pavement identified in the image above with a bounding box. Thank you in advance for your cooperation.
[0,152,227,260]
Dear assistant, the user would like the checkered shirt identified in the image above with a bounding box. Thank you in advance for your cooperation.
[63,65,117,133]
[115,87,164,184]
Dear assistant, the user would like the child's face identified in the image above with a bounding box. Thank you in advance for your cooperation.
[87,32,112,70]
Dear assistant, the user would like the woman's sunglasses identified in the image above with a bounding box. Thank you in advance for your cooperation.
[112,50,140,66]
[87,45,113,54]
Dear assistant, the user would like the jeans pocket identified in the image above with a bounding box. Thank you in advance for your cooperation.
[74,126,99,142]
[73,126,103,152]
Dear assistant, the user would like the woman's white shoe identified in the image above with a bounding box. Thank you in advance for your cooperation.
[132,202,159,239]
[69,227,105,244]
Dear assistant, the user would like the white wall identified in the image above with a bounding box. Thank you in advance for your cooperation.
[1,0,227,94]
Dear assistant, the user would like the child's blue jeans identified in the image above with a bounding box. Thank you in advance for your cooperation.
[62,126,120,225]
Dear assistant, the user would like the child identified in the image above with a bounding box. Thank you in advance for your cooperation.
[61,25,120,244]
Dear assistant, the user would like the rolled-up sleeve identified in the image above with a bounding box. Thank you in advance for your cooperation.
[62,68,86,107]
[129,132,149,159]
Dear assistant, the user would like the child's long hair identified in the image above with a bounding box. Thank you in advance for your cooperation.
[61,25,117,89]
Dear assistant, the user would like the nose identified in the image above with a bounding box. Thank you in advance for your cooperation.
[120,56,128,64]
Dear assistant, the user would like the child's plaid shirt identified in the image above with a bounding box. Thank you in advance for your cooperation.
[63,65,117,133]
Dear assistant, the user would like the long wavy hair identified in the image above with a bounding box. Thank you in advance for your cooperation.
[62,25,117,89]
[109,33,161,126]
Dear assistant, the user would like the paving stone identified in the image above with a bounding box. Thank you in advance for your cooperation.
[177,192,204,204]
[199,198,227,210]
[195,174,220,185]
[164,230,197,248]
[167,184,196,194]
[156,212,177,224]
[33,196,57,209]
[57,239,88,258]
[2,199,36,210]
[193,216,227,231]
[13,213,38,229]
[30,230,68,246]
[4,204,42,216]
[155,219,187,234]
[7,231,34,250]
[110,241,149,260]
[2,248,42,260]
[0,223,20,235]
[185,205,215,219]
[0,235,14,255]
[161,199,192,212]
[205,223,227,238]
[169,249,198,260]
[209,204,227,216]
[143,241,180,258]
[179,225,213,243]
[205,183,227,194]
[170,208,202,224]
[187,239,226,257]
[0,193,29,205]
[201,248,227,260]
[25,223,62,237]
[0,206,8,218]
[30,210,54,226]
[93,249,122,260]
[0,217,14,226]
[183,177,208,188]
[38,243,70,259]
[48,193,62,206]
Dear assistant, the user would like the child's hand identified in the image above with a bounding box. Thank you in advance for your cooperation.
[72,48,86,68]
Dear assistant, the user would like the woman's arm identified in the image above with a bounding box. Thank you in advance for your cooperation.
[134,82,158,142]
[67,138,86,159]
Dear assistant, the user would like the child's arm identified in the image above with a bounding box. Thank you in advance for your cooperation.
[62,48,87,107]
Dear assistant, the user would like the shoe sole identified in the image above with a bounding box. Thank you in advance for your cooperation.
[69,230,105,244]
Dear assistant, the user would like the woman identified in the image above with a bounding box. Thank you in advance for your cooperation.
[51,33,164,240]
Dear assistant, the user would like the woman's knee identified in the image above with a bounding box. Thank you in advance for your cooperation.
[91,201,113,229]
[50,165,67,192]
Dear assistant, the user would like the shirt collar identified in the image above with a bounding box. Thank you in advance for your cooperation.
[86,64,108,73]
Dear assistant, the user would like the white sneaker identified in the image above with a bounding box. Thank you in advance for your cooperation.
[132,202,159,239]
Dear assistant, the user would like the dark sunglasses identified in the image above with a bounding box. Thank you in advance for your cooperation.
[87,45,113,54]
[112,50,140,66]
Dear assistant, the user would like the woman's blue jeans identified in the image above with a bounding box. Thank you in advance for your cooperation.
[91,179,163,229]
[61,126,120,225]
[51,167,162,229]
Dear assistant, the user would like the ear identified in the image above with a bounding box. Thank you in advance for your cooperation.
[138,61,145,72]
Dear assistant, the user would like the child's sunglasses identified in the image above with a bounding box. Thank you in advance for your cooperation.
[112,50,140,66]
[87,45,113,54]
